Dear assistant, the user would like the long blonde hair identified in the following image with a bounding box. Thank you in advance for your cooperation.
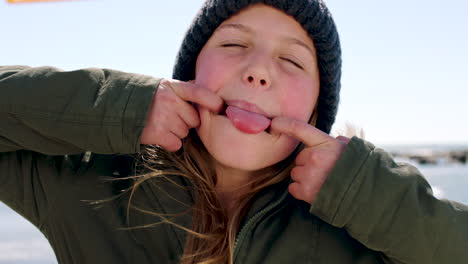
[124,111,318,264]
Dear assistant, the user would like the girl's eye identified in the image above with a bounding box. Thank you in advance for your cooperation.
[281,57,304,70]
[221,43,246,48]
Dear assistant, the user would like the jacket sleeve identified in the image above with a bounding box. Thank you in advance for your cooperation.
[0,65,159,227]
[310,137,468,264]
[0,65,160,155]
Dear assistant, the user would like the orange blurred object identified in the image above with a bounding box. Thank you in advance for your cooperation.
[8,0,70,3]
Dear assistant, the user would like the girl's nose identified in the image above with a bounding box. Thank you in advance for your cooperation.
[246,75,267,86]
[242,58,271,90]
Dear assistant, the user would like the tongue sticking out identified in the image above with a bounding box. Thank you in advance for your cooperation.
[225,106,271,134]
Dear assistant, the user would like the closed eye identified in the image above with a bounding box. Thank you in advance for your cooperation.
[221,43,247,48]
[281,57,304,70]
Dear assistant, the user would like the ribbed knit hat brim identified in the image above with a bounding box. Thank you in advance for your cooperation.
[173,0,341,134]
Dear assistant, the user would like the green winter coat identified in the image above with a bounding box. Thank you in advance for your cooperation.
[1,65,468,264]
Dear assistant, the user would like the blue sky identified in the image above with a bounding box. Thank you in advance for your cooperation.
[1,0,467,145]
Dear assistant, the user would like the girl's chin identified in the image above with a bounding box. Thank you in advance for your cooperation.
[196,112,296,171]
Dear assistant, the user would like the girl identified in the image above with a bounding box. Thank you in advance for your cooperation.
[1,0,467,264]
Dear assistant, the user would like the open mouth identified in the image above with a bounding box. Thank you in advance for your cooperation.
[218,103,271,134]
[219,102,228,116]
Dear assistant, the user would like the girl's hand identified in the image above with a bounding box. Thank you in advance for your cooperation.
[141,79,223,152]
[270,117,351,204]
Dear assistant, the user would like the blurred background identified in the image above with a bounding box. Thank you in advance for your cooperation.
[1,0,467,263]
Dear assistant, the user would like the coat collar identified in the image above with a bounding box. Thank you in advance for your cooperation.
[124,174,290,256]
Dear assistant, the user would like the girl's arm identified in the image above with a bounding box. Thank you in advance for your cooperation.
[0,65,159,227]
[310,137,468,264]
[0,65,159,154]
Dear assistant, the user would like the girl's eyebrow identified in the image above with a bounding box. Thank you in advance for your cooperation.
[215,23,252,34]
[282,37,317,58]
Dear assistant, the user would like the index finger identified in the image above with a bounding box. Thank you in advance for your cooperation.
[164,79,223,113]
[270,116,332,147]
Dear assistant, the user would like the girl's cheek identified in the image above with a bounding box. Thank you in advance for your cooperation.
[194,73,218,93]
[195,53,227,93]
[279,86,314,121]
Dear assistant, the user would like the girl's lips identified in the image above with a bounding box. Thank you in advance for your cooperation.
[219,99,272,134]
[225,106,271,134]
[224,99,271,118]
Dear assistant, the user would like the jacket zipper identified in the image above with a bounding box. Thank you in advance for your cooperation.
[232,190,289,263]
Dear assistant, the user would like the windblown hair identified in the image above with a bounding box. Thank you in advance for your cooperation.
[125,112,318,264]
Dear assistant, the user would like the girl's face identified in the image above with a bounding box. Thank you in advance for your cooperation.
[194,4,320,172]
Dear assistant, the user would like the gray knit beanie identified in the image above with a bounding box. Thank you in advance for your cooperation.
[173,0,341,134]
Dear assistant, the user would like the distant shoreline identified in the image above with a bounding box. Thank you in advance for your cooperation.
[380,144,468,166]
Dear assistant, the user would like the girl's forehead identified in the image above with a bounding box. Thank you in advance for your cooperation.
[219,4,302,30]
[213,4,316,51]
